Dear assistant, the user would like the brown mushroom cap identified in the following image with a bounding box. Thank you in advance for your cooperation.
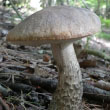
[7,6,101,46]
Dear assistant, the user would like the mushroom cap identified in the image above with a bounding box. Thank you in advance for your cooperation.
[7,6,101,46]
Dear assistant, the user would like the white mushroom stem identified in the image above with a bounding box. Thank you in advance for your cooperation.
[50,42,83,110]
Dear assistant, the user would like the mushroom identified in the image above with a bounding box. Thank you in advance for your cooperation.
[6,6,101,110]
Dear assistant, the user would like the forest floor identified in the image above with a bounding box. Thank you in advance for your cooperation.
[0,6,110,110]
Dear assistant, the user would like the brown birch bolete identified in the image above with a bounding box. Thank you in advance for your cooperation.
[6,6,101,110]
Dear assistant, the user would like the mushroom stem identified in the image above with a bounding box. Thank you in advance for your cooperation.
[50,42,83,110]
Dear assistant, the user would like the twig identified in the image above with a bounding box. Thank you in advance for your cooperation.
[0,97,9,110]
[81,0,90,9]
[7,103,15,110]
[24,101,46,110]
[9,0,23,20]
[6,96,46,110]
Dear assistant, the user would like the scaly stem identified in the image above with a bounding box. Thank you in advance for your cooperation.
[49,42,83,110]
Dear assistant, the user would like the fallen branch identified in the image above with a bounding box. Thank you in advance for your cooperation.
[30,75,57,93]
[91,80,110,91]
[83,82,110,102]
[29,75,110,102]
[5,83,35,93]
[0,85,8,97]
[84,49,110,61]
